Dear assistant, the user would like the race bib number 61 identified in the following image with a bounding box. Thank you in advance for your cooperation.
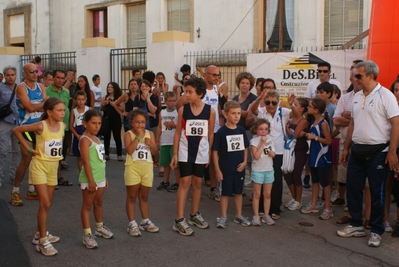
[185,119,208,137]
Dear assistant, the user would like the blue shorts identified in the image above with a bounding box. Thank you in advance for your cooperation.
[251,171,275,184]
[221,171,245,197]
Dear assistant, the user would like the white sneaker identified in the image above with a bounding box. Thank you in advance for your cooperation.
[262,215,275,226]
[285,198,295,208]
[36,239,58,256]
[139,220,159,233]
[95,225,113,239]
[288,200,302,211]
[384,220,393,232]
[127,222,141,237]
[368,232,382,247]
[32,231,60,245]
[83,233,98,249]
[330,190,339,202]
[315,199,325,210]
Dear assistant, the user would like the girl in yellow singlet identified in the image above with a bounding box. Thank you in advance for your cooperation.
[124,108,159,237]
[12,97,66,257]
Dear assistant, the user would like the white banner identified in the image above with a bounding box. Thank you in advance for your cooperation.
[248,50,366,97]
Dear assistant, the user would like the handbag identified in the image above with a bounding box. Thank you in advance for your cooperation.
[281,137,296,173]
[0,84,16,119]
[350,143,388,162]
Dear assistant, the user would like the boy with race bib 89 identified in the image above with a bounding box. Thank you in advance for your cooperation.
[170,78,216,236]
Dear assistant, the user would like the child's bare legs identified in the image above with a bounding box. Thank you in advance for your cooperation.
[138,186,150,219]
[252,183,262,216]
[234,194,243,217]
[35,184,56,238]
[173,167,180,185]
[81,189,99,229]
[163,166,172,183]
[126,184,140,221]
[295,185,303,203]
[220,195,228,218]
[190,176,202,215]
[176,176,191,219]
[77,157,83,172]
[263,183,273,216]
[93,188,105,223]
[323,185,331,209]
[311,183,319,206]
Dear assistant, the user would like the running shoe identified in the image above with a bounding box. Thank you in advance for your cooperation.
[384,220,393,232]
[233,215,251,226]
[139,220,159,233]
[319,208,334,220]
[36,239,58,256]
[188,212,209,229]
[252,215,261,226]
[95,225,113,239]
[173,218,194,236]
[156,181,170,190]
[285,198,295,208]
[26,190,39,200]
[288,200,302,211]
[32,231,60,245]
[167,183,179,193]
[83,233,98,249]
[368,232,382,247]
[216,217,227,229]
[337,225,366,237]
[301,204,319,214]
[261,215,275,226]
[208,190,220,202]
[127,222,141,237]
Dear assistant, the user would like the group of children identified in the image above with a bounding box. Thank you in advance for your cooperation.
[14,72,395,256]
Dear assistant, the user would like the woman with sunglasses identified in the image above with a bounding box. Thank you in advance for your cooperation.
[253,91,292,220]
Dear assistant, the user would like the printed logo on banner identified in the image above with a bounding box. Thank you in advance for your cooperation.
[276,53,337,97]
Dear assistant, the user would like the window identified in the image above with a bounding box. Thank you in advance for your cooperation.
[127,3,146,48]
[324,0,364,48]
[167,0,190,32]
[93,9,107,37]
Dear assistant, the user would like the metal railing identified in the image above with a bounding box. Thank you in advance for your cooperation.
[110,47,147,93]
[20,52,76,73]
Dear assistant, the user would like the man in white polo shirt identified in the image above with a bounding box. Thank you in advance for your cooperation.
[337,60,399,247]
[305,61,342,99]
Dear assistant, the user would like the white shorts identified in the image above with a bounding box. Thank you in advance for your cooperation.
[80,180,106,190]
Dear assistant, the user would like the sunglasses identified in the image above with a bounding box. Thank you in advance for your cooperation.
[317,70,329,73]
[262,86,274,90]
[206,72,221,78]
[265,100,278,106]
[28,70,39,74]
[354,74,364,80]
[240,73,252,78]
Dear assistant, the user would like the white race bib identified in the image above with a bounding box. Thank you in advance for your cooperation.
[262,140,273,157]
[132,143,152,162]
[31,112,41,119]
[226,134,245,152]
[44,139,63,158]
[185,119,208,137]
[96,144,106,162]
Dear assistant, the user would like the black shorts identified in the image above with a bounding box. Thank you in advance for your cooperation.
[22,131,36,144]
[221,171,245,196]
[179,162,206,178]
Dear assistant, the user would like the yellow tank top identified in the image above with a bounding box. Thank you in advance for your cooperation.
[34,121,65,161]
[125,130,153,165]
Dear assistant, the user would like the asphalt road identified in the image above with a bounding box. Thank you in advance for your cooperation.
[1,154,398,267]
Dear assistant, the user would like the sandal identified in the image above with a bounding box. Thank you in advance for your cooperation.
[58,177,73,186]
[271,214,280,220]
[336,215,351,224]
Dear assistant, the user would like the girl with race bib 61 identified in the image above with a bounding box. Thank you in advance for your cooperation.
[124,108,159,237]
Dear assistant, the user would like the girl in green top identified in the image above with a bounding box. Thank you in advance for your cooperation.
[79,109,113,249]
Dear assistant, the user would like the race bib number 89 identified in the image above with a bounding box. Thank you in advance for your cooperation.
[226,134,245,152]
[44,139,63,158]
[186,120,208,137]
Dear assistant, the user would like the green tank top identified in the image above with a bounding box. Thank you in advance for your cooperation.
[79,135,106,183]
